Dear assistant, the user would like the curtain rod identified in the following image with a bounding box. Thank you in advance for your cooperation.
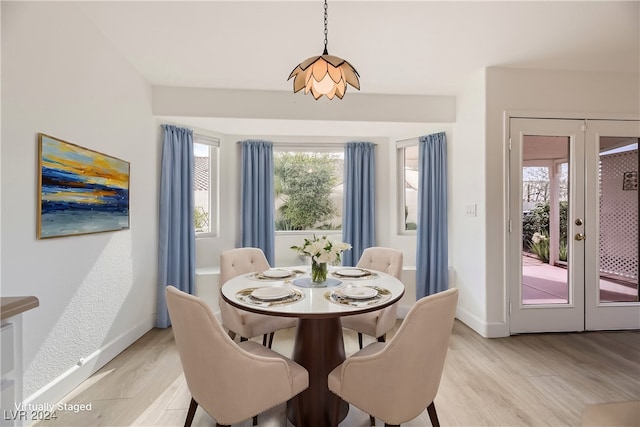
[235,141,377,147]
[194,133,220,144]
[395,136,421,144]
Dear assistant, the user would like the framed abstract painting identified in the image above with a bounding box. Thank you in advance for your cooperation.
[37,133,130,239]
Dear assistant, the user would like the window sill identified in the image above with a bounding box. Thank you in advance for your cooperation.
[275,230,342,236]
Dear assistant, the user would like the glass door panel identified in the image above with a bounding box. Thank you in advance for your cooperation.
[509,118,584,333]
[521,137,570,305]
[598,138,638,303]
[511,118,639,333]
[585,120,640,331]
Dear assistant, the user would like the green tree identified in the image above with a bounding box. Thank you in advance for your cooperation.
[274,152,340,230]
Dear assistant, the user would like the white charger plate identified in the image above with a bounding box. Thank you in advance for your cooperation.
[251,286,293,300]
[261,269,293,279]
[337,286,378,299]
[335,268,368,277]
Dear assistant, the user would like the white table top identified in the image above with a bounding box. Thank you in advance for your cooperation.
[221,265,405,319]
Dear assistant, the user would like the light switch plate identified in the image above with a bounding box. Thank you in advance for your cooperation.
[465,204,477,217]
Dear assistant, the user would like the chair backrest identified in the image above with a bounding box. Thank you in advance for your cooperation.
[356,247,403,279]
[337,288,458,423]
[382,288,458,417]
[220,247,270,286]
[165,286,292,423]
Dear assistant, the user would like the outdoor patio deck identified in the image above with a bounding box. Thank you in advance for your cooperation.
[522,255,638,304]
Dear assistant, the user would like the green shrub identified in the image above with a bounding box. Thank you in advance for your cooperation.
[558,240,567,262]
[522,201,568,259]
[529,232,549,263]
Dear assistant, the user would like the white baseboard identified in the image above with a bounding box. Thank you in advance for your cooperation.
[22,314,155,426]
[485,320,509,338]
[455,306,509,338]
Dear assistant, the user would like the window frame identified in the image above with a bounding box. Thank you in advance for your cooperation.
[272,142,345,235]
[194,134,220,238]
[397,139,419,235]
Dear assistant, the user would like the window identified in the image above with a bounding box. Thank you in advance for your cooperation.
[194,135,219,236]
[397,141,419,232]
[273,146,344,231]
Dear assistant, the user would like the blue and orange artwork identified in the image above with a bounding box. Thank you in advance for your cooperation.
[38,134,130,238]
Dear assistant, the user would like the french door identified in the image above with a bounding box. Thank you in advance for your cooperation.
[509,118,639,333]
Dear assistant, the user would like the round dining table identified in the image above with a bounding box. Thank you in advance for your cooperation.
[221,265,405,427]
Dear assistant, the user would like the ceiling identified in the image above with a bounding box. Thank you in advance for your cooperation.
[76,1,640,135]
[524,136,639,163]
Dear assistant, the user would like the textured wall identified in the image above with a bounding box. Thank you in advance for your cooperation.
[1,2,158,401]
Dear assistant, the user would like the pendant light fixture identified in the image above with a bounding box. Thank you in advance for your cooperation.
[288,0,360,100]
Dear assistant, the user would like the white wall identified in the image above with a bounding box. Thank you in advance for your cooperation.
[450,68,488,334]
[452,67,640,338]
[153,86,456,124]
[483,67,640,336]
[1,1,158,408]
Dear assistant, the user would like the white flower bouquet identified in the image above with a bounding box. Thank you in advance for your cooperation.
[291,235,352,283]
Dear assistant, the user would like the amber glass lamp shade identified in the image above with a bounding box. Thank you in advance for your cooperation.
[288,53,360,100]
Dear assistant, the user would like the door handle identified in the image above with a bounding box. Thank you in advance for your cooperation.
[575,233,586,241]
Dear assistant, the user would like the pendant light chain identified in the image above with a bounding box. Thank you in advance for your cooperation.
[323,0,329,55]
[288,0,360,99]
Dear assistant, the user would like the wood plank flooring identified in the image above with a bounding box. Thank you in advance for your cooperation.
[36,321,640,426]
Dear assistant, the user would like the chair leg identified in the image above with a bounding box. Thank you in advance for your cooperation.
[240,336,248,342]
[262,333,268,346]
[330,393,341,427]
[294,394,305,427]
[227,330,236,340]
[268,332,275,348]
[184,397,198,427]
[427,402,440,427]
[252,415,258,425]
[377,334,386,343]
[358,332,364,349]
[369,414,376,426]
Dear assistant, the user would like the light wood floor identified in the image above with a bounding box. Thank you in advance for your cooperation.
[37,321,640,427]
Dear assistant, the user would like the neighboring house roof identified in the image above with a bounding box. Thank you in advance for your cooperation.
[194,157,208,191]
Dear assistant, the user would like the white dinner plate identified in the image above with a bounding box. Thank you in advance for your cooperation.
[251,286,293,300]
[261,269,293,279]
[338,286,378,299]
[335,268,369,277]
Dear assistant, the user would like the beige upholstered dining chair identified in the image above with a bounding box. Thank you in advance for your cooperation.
[165,286,309,427]
[220,247,297,347]
[328,288,458,427]
[581,401,640,426]
[341,247,403,349]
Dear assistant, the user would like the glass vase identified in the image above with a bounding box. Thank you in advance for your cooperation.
[311,259,328,284]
